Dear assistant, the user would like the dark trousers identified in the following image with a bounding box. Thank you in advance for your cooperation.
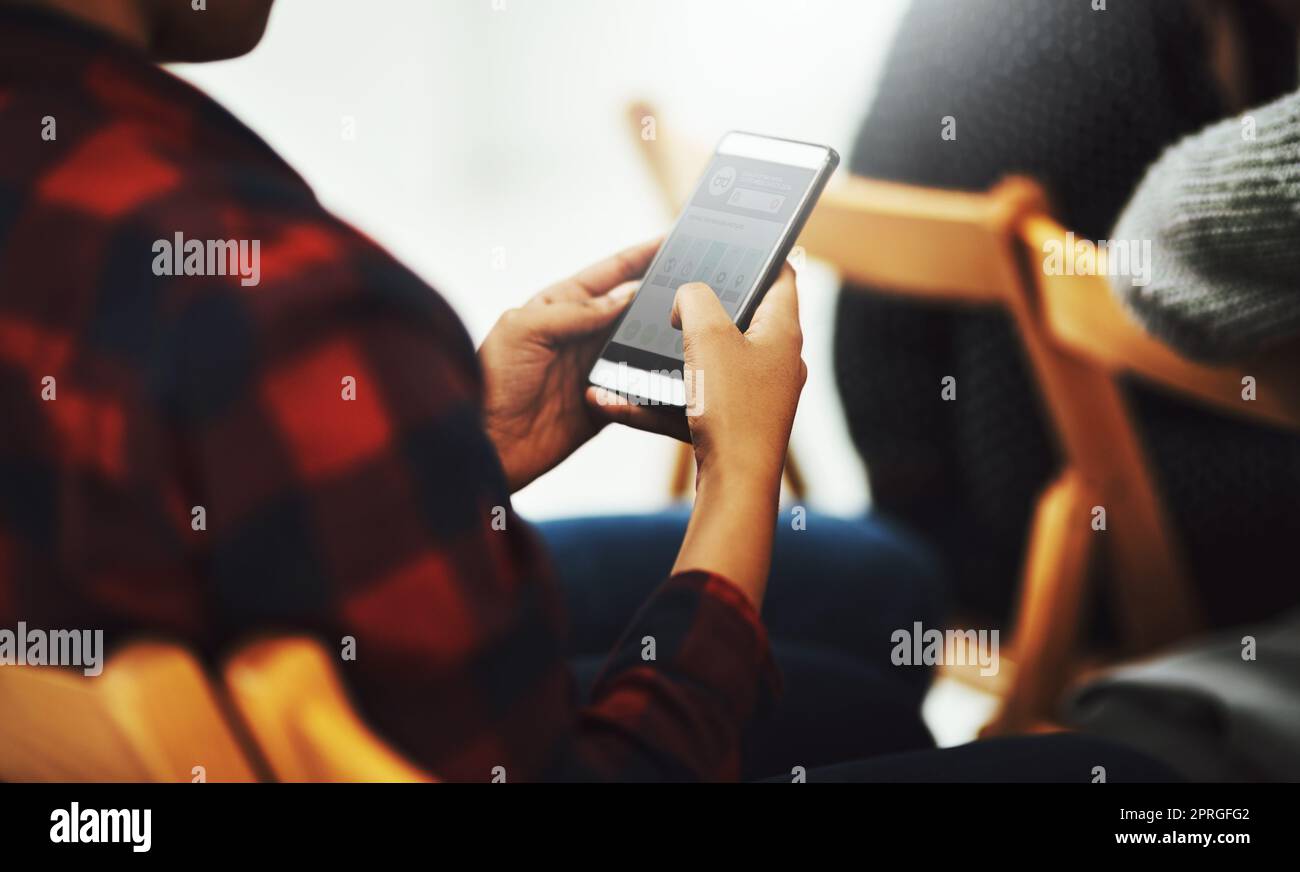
[537,509,946,780]
[538,510,1179,782]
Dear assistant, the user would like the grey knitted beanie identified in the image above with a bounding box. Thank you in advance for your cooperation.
[1110,89,1300,361]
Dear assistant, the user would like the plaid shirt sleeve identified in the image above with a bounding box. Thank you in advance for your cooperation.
[170,222,780,782]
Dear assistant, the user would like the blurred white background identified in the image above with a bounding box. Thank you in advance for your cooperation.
[174,0,909,521]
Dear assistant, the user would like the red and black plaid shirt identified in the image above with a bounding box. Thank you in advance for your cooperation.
[0,8,777,781]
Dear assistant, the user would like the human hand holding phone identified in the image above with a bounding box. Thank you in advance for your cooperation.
[487,126,825,607]
[590,263,806,608]
[588,262,804,482]
[479,239,659,492]
[589,131,836,407]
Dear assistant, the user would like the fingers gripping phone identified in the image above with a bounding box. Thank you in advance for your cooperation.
[589,132,839,408]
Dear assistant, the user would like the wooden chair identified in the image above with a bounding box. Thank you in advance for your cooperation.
[0,637,433,782]
[0,642,258,782]
[995,218,1300,731]
[223,638,434,782]
[627,102,1300,732]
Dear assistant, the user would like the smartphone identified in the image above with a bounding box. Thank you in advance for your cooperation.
[589,131,839,407]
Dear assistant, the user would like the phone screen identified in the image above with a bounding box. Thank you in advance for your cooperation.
[609,153,819,363]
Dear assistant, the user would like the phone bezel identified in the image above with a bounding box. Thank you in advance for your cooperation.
[589,131,839,408]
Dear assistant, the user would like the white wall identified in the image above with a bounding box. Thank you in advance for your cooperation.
[174,0,908,520]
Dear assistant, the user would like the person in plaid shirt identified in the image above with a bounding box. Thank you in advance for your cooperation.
[0,0,812,781]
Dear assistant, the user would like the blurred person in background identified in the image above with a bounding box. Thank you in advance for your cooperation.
[1069,1,1300,782]
[834,0,1300,637]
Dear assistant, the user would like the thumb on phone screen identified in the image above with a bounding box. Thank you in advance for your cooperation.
[671,281,735,346]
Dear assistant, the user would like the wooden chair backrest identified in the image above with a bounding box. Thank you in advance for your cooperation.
[1020,215,1300,433]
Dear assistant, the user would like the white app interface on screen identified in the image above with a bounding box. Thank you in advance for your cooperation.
[614,154,817,359]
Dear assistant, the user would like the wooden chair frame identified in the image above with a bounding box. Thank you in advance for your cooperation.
[223,638,434,782]
[0,638,433,782]
[0,643,259,782]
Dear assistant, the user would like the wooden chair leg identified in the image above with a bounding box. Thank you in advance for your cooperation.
[982,468,1096,736]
